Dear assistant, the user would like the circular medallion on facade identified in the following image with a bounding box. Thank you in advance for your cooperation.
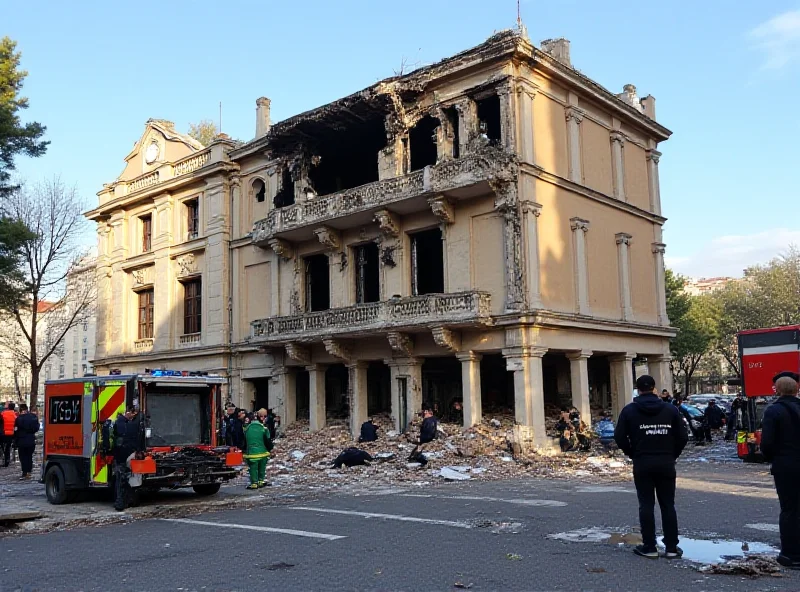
[144,141,160,164]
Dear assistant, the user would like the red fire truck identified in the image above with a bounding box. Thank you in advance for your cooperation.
[737,325,800,462]
[42,371,242,504]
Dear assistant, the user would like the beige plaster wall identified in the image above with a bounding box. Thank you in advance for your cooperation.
[580,119,613,196]
[623,142,650,212]
[533,94,569,179]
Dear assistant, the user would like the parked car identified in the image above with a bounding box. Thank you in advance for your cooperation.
[687,394,731,414]
[680,403,707,432]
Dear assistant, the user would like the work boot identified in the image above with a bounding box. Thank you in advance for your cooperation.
[633,545,658,559]
[664,547,683,559]
[246,483,258,490]
[777,554,800,570]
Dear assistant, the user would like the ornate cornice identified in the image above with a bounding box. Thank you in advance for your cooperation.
[374,209,400,238]
[314,226,341,251]
[387,331,414,357]
[570,217,590,232]
[432,326,461,352]
[268,238,293,259]
[428,195,455,225]
[285,343,311,365]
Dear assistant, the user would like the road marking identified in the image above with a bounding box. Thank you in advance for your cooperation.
[289,507,472,528]
[746,523,780,533]
[400,493,567,507]
[575,486,633,494]
[162,518,346,540]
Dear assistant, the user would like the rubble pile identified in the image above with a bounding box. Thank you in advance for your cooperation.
[255,414,632,490]
[697,555,783,577]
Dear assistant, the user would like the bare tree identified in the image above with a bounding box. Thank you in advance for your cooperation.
[0,178,95,408]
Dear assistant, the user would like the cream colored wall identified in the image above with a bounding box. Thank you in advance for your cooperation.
[533,93,569,179]
[629,217,659,323]
[580,119,613,196]
[623,142,650,212]
[535,181,575,313]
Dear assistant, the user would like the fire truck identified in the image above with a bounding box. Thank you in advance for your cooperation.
[42,371,243,505]
[737,325,800,462]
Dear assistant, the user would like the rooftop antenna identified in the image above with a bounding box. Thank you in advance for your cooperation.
[516,0,528,38]
[219,101,223,134]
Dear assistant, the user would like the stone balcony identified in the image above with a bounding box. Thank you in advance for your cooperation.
[252,147,517,244]
[251,290,492,342]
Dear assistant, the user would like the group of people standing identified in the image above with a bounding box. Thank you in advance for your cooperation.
[1,402,40,480]
[222,404,275,490]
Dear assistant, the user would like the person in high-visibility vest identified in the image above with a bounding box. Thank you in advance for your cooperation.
[242,409,273,489]
[1,402,18,467]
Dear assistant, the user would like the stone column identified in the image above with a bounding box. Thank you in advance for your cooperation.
[521,201,543,309]
[610,131,626,201]
[565,106,584,184]
[615,233,633,321]
[456,352,482,428]
[516,84,537,165]
[610,353,636,419]
[503,347,547,444]
[567,350,593,427]
[648,355,673,394]
[455,99,478,156]
[388,358,422,432]
[307,364,327,432]
[498,81,517,152]
[271,368,297,428]
[646,149,662,215]
[570,218,591,315]
[153,195,174,350]
[348,361,369,437]
[498,202,525,312]
[652,243,669,326]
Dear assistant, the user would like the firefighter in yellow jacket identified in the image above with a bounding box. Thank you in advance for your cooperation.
[242,409,273,489]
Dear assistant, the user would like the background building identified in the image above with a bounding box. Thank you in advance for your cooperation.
[87,31,674,445]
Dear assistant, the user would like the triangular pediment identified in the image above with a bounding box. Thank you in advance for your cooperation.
[117,119,205,182]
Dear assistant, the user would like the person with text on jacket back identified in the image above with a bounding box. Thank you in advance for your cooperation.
[13,404,39,480]
[615,375,689,559]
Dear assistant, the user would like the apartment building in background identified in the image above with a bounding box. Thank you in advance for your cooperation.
[86,31,674,446]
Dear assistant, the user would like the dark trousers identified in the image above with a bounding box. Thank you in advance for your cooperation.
[774,472,800,561]
[633,462,679,549]
[18,446,34,475]
[1,435,12,466]
[114,459,131,510]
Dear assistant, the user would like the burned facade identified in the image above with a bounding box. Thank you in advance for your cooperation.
[87,31,673,447]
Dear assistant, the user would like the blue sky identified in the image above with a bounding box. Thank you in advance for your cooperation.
[6,0,800,278]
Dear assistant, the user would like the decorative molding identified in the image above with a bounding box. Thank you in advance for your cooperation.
[380,245,397,268]
[285,343,311,365]
[131,266,153,287]
[387,332,414,357]
[565,106,584,125]
[176,253,197,277]
[651,242,667,254]
[520,200,542,217]
[646,149,662,165]
[432,326,461,352]
[339,252,348,272]
[610,131,626,145]
[615,233,633,246]
[570,217,590,232]
[566,350,593,361]
[268,238,293,259]
[374,209,400,238]
[314,226,341,251]
[323,338,351,361]
[428,195,454,225]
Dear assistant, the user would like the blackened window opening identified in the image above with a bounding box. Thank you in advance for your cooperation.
[138,289,154,339]
[307,115,385,196]
[141,215,152,252]
[355,243,380,304]
[409,115,439,172]
[305,254,330,312]
[186,199,199,240]
[411,228,444,295]
[274,168,294,208]
[253,179,266,203]
[183,278,202,334]
[476,95,502,144]
[444,107,460,159]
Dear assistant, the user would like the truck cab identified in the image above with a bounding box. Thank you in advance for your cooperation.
[42,371,242,505]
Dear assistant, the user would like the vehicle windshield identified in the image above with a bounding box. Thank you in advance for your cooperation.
[145,387,212,446]
[681,404,704,418]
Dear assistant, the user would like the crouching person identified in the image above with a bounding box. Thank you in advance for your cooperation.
[243,409,273,489]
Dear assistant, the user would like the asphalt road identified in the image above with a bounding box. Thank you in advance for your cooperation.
[0,461,794,592]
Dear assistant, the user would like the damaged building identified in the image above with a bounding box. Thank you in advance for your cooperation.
[86,31,673,447]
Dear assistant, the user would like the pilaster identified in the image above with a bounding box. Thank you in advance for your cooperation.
[566,350,593,427]
[348,361,369,437]
[615,233,633,321]
[652,243,669,326]
[565,106,584,184]
[521,201,543,309]
[387,357,422,432]
[456,351,482,428]
[570,218,591,315]
[610,130,626,201]
[646,149,662,215]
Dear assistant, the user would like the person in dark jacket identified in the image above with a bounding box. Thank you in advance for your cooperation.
[615,375,689,560]
[760,374,800,569]
[1,402,17,467]
[112,407,141,511]
[13,404,39,480]
[358,419,379,443]
[332,448,373,469]
[408,406,438,466]
[223,404,244,448]
[725,394,745,440]
[704,400,725,431]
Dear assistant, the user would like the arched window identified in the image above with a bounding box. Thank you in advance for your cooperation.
[252,178,266,203]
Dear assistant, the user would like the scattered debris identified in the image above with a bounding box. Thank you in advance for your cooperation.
[439,467,471,481]
[697,555,782,577]
[266,562,296,571]
[453,582,473,589]
[506,553,523,561]
[290,450,307,461]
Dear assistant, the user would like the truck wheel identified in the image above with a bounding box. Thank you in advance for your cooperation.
[192,483,221,496]
[45,465,69,505]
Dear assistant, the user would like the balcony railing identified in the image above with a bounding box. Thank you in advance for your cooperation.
[133,338,153,353]
[179,333,202,346]
[173,150,211,177]
[251,291,492,341]
[252,148,516,243]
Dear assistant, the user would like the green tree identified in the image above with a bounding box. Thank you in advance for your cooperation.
[187,120,218,146]
[0,216,36,308]
[0,37,48,196]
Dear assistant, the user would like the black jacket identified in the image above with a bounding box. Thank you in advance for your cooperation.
[614,393,688,466]
[761,396,800,474]
[419,416,438,444]
[224,414,244,448]
[113,414,142,461]
[358,421,378,442]
[14,413,39,448]
[704,404,725,429]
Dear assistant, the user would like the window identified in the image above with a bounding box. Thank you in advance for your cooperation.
[82,322,88,332]
[58,365,65,379]
[355,243,380,304]
[409,115,439,172]
[304,254,330,312]
[411,228,444,295]
[141,215,152,252]
[138,289,154,339]
[252,179,266,203]
[274,168,295,208]
[81,364,87,375]
[186,199,199,240]
[476,94,502,145]
[183,278,202,334]
[81,348,87,360]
